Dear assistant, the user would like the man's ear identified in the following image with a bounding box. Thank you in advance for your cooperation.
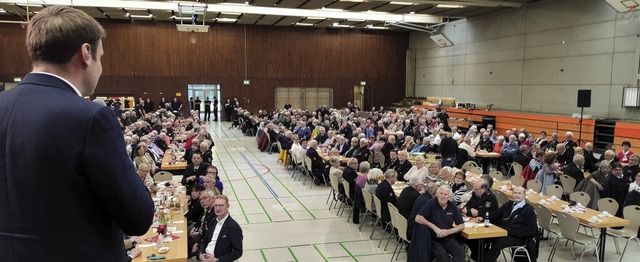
[80,43,92,67]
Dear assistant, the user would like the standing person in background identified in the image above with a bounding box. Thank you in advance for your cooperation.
[0,6,154,261]
[189,97,194,111]
[224,98,233,121]
[204,97,212,121]
[213,96,219,121]
[194,96,202,116]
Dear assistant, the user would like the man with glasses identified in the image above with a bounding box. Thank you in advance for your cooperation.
[462,179,499,261]
[199,195,243,262]
[189,190,217,258]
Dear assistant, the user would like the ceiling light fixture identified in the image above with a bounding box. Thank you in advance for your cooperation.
[435,4,465,8]
[295,22,314,26]
[390,1,415,5]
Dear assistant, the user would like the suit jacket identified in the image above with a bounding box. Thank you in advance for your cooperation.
[306,147,325,172]
[375,180,398,222]
[181,163,210,189]
[337,142,350,156]
[0,73,154,261]
[342,167,358,199]
[562,163,584,190]
[383,158,399,172]
[490,201,537,238]
[394,160,413,181]
[200,215,243,262]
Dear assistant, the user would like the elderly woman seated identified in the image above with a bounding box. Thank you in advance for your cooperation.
[403,155,429,182]
[328,156,344,179]
[364,168,384,194]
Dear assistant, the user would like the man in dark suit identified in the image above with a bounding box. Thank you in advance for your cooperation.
[394,151,413,181]
[482,187,538,262]
[512,145,531,171]
[0,6,154,261]
[199,195,243,262]
[584,142,598,172]
[306,140,326,185]
[563,154,585,190]
[383,150,399,172]
[375,170,399,223]
[182,152,209,190]
[340,158,359,199]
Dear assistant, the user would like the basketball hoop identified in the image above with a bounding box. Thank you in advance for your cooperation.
[621,6,637,21]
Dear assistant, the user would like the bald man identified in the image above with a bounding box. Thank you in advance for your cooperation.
[482,186,538,261]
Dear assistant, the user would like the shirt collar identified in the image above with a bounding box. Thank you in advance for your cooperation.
[217,213,229,223]
[32,72,83,97]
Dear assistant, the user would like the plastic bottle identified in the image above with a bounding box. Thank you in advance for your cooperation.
[484,211,490,227]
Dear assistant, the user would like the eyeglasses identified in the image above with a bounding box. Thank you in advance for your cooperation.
[213,204,226,208]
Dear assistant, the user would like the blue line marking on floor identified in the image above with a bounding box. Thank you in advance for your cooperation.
[240,152,279,198]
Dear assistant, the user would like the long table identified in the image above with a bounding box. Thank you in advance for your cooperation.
[161,150,188,171]
[468,173,630,262]
[133,190,188,262]
[461,217,508,262]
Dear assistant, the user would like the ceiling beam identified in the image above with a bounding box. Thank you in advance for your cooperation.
[377,0,523,8]
[0,0,444,23]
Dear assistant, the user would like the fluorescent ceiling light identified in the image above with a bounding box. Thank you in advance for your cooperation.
[0,8,6,13]
[306,16,326,20]
[171,15,192,20]
[216,18,237,22]
[348,19,365,22]
[16,3,42,7]
[435,4,465,8]
[220,12,242,16]
[129,14,153,18]
[366,25,387,29]
[221,2,249,6]
[332,23,351,28]
[390,2,415,5]
[295,22,314,26]
[320,8,343,12]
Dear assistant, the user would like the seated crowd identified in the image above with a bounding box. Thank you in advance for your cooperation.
[235,103,640,261]
[112,101,238,260]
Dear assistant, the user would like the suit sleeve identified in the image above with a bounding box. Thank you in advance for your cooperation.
[510,206,538,238]
[84,107,155,236]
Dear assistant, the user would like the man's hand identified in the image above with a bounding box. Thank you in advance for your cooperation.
[129,248,142,259]
[199,253,216,262]
[188,175,197,182]
[192,243,199,253]
[470,208,479,217]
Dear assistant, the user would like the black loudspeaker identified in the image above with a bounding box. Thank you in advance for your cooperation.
[577,89,591,108]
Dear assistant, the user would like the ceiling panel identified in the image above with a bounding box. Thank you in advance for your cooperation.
[274,16,303,26]
[125,9,150,16]
[372,3,405,12]
[389,4,430,13]
[325,1,357,9]
[252,0,279,7]
[77,7,105,17]
[255,15,282,25]
[346,1,387,12]
[299,0,335,9]
[150,9,174,20]
[299,17,324,24]
[277,0,306,8]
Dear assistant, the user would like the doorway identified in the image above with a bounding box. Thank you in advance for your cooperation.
[188,84,221,120]
[353,85,364,109]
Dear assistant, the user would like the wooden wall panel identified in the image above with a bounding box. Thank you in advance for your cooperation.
[0,20,408,114]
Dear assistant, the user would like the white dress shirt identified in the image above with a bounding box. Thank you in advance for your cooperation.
[205,213,229,255]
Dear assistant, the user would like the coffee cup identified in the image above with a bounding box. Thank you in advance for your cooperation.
[602,211,610,216]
